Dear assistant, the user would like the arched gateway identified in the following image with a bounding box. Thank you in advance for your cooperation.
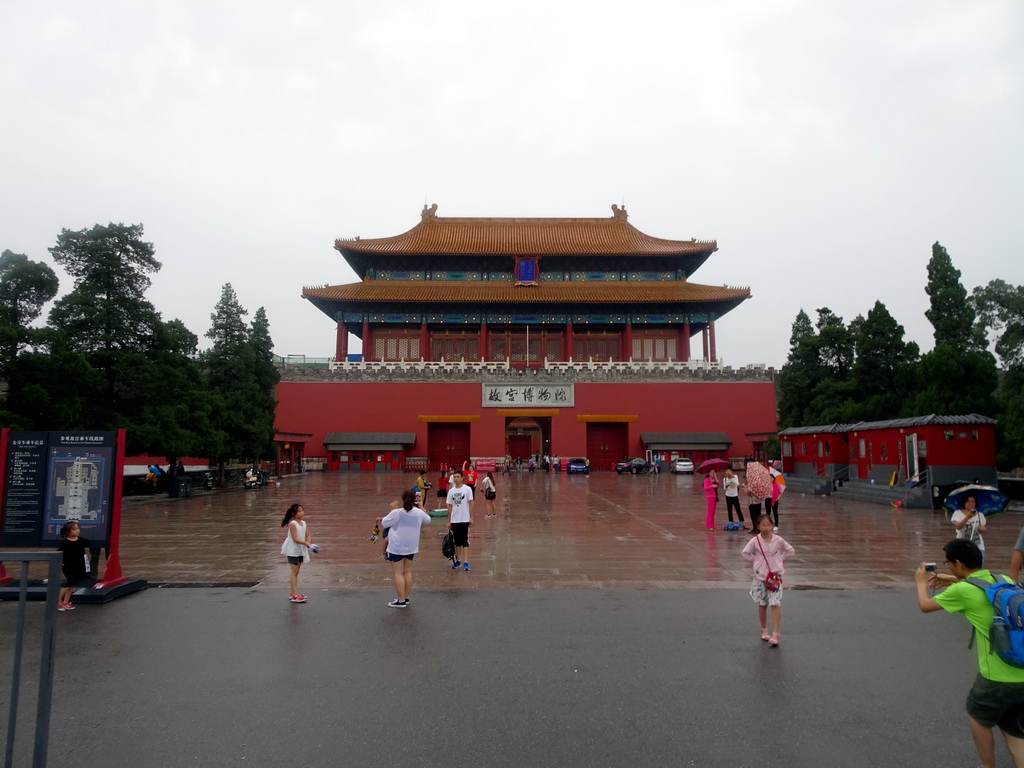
[278,205,777,471]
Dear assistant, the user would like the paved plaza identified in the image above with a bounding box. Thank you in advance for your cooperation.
[112,469,1023,589]
[4,470,1024,767]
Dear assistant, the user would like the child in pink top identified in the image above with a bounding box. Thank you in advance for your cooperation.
[741,514,795,646]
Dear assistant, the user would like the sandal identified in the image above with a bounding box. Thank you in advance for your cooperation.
[761,629,771,642]
[769,633,780,647]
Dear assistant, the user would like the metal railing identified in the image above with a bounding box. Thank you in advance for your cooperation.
[324,357,734,373]
[3,552,60,768]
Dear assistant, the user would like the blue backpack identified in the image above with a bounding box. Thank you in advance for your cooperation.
[965,576,1024,668]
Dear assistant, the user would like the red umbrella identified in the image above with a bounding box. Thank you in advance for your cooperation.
[696,458,730,474]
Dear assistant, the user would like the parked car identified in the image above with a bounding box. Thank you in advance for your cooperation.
[615,457,657,475]
[567,457,590,474]
[671,458,694,474]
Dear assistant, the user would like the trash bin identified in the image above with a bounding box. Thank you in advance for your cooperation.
[169,476,192,498]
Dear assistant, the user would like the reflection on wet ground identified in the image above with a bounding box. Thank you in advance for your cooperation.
[11,470,1021,590]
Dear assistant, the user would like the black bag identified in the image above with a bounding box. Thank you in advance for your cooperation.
[441,530,456,560]
[485,489,496,500]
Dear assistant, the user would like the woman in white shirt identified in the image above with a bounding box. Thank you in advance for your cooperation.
[722,469,745,528]
[481,472,497,517]
[951,494,987,556]
[380,489,431,608]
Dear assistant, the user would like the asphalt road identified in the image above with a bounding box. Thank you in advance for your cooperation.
[0,586,996,768]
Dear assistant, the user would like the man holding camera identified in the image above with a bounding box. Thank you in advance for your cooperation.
[916,539,1024,768]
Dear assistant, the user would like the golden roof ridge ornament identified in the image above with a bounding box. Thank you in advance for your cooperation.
[421,203,438,221]
[611,203,628,220]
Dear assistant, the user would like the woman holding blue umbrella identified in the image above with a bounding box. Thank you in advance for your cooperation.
[950,494,987,558]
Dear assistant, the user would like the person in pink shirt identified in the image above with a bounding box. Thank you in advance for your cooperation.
[741,515,796,646]
[703,469,720,530]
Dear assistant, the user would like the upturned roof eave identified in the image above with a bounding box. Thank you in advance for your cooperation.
[303,292,749,325]
[334,245,718,282]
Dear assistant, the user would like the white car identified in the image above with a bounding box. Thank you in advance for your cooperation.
[671,458,694,474]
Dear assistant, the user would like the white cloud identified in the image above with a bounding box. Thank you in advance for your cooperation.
[1,0,1021,368]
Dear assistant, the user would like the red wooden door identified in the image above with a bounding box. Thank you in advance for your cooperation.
[428,423,471,471]
[586,423,628,470]
[509,436,532,461]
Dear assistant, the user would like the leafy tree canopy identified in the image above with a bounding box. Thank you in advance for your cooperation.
[924,242,985,351]
[48,223,163,355]
[972,279,1024,370]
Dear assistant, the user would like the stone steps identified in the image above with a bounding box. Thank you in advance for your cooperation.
[832,479,930,508]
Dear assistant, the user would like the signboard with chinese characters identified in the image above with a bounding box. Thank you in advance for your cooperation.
[2,431,49,547]
[482,383,574,407]
[514,256,540,286]
[1,431,118,548]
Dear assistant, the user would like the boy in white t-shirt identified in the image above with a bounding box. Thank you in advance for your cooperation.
[446,470,474,571]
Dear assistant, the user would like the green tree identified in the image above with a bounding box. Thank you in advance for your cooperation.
[203,285,277,468]
[914,346,997,416]
[972,279,1024,370]
[249,307,281,393]
[995,370,1024,469]
[0,329,98,430]
[916,241,998,419]
[0,250,59,375]
[972,280,1024,467]
[47,223,164,439]
[45,223,220,460]
[849,301,921,421]
[815,307,854,380]
[924,242,985,351]
[778,309,820,428]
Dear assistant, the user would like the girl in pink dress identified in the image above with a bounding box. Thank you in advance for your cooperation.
[741,514,796,646]
[703,469,720,530]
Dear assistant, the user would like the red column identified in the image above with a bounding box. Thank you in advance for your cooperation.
[479,322,488,361]
[362,321,373,362]
[335,323,348,362]
[564,323,574,361]
[680,323,690,361]
[623,322,633,361]
[420,321,429,361]
[702,326,709,361]
[709,321,717,363]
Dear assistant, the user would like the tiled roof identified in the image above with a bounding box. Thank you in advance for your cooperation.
[778,414,997,436]
[303,280,750,305]
[335,204,716,257]
[641,432,732,448]
[323,432,416,446]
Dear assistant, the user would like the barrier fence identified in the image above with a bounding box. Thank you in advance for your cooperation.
[2,552,60,768]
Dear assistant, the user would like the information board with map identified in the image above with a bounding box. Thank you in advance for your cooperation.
[1,431,118,548]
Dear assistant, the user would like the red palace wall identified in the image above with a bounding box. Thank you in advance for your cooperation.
[275,380,777,466]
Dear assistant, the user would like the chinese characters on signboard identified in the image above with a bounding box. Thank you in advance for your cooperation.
[482,383,573,407]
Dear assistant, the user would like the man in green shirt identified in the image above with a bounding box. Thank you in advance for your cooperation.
[917,538,1024,768]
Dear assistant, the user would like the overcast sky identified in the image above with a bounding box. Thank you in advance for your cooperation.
[2,1,1022,369]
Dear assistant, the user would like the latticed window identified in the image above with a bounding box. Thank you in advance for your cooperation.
[487,329,563,363]
[574,332,621,361]
[374,331,421,361]
[632,333,678,362]
[431,331,479,361]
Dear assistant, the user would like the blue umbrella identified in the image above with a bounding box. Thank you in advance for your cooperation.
[943,484,1010,516]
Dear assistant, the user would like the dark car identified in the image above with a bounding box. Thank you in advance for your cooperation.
[567,457,590,474]
[615,457,657,475]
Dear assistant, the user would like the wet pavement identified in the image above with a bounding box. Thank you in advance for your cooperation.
[101,470,1024,590]
[4,470,1024,768]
